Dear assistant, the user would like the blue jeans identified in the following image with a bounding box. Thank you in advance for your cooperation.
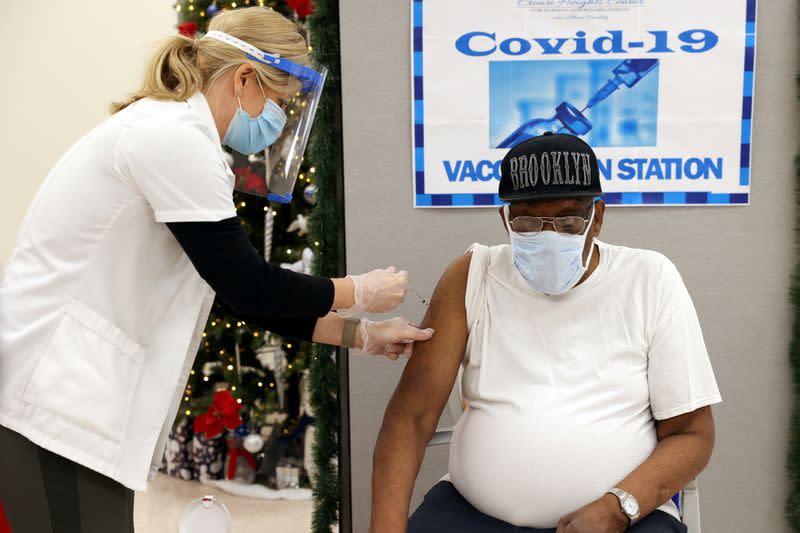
[408,481,688,533]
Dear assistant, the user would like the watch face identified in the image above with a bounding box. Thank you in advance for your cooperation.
[622,496,639,515]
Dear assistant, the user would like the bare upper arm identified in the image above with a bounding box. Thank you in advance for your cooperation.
[655,405,715,444]
[384,252,472,430]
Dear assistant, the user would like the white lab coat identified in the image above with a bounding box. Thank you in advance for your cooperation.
[0,92,237,491]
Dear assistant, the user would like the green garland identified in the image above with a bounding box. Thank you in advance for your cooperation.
[788,108,800,528]
[307,0,343,530]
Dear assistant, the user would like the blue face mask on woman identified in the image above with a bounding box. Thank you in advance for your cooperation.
[222,77,287,155]
[507,206,596,295]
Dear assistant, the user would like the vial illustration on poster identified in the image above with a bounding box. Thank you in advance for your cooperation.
[412,0,757,207]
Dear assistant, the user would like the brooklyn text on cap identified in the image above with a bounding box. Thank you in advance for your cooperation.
[499,132,603,201]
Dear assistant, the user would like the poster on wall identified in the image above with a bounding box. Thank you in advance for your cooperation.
[411,0,757,207]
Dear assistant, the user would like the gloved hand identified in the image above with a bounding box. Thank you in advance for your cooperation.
[359,317,435,360]
[339,267,408,317]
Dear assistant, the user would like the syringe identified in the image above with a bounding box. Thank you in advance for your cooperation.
[583,58,659,111]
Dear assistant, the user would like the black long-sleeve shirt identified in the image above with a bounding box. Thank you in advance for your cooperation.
[167,217,334,340]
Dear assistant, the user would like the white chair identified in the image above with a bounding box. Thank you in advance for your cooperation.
[429,373,701,531]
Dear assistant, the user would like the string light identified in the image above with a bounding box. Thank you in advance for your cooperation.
[227,364,234,370]
[253,332,259,337]
[231,386,237,391]
[240,201,246,207]
[272,210,278,216]
[286,343,293,349]
[258,381,263,387]
[237,399,243,404]
[219,349,225,355]
[203,376,209,382]
[175,4,182,12]
[200,10,206,16]
[287,249,292,254]
[314,241,320,246]
[270,382,275,388]
[237,322,242,327]
[211,321,217,326]
[184,396,189,401]
[190,370,195,375]
[287,364,293,369]
[308,46,314,52]
[188,4,195,11]
[231,1,237,6]
[202,332,207,337]
[263,206,269,212]
[310,167,316,173]
[186,410,191,415]
[226,323,232,328]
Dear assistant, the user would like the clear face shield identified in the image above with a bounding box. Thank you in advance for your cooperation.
[204,31,327,203]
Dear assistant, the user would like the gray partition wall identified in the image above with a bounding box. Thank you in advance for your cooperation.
[339,1,799,531]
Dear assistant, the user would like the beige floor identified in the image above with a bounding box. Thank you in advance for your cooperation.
[134,474,312,533]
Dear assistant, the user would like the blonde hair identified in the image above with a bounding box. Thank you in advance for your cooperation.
[112,7,308,113]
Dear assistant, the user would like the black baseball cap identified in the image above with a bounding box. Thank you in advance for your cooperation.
[499,132,603,202]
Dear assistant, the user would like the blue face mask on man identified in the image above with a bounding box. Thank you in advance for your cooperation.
[507,206,596,296]
[222,76,287,155]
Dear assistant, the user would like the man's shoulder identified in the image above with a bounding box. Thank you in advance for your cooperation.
[601,242,684,292]
[602,241,676,272]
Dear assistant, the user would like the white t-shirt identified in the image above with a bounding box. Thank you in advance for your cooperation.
[447,241,721,528]
[0,92,236,490]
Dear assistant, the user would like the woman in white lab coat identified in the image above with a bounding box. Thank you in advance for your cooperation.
[0,7,432,532]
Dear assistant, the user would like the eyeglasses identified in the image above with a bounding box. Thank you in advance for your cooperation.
[509,211,592,236]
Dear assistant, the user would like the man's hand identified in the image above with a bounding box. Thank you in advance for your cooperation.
[555,494,629,533]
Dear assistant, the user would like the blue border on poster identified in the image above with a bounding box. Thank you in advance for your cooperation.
[411,0,756,207]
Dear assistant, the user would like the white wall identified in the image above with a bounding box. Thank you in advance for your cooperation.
[341,1,799,532]
[0,1,175,264]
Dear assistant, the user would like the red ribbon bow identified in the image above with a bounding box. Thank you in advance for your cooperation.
[226,448,258,480]
[193,390,243,439]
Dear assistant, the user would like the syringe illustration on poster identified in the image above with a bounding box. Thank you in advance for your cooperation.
[494,59,659,149]
[412,0,757,207]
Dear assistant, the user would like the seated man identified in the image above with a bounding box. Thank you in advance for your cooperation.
[370,133,720,533]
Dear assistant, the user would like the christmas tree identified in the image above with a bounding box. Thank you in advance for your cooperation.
[163,4,340,526]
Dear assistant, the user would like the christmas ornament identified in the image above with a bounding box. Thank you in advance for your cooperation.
[286,213,309,236]
[178,22,197,38]
[287,0,314,18]
[206,2,220,16]
[303,184,318,205]
[225,434,257,483]
[243,433,265,453]
[264,207,274,262]
[281,247,314,275]
[247,152,266,164]
[256,337,281,370]
[202,361,222,377]
[232,166,267,196]
[193,390,243,439]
